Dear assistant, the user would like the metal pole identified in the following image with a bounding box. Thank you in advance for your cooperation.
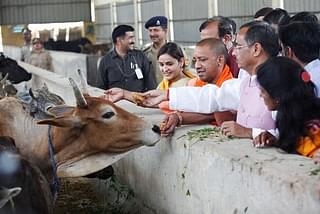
[164,0,174,41]
[208,0,218,17]
[111,0,117,30]
[0,27,3,53]
[272,0,284,8]
[133,0,142,46]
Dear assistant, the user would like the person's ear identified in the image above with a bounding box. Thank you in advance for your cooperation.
[217,55,225,67]
[252,43,262,57]
[285,46,294,58]
[178,57,185,68]
[222,34,232,43]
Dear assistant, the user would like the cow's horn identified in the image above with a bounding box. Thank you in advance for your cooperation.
[29,88,38,99]
[68,78,88,108]
[43,82,49,92]
[0,73,9,84]
[77,69,89,95]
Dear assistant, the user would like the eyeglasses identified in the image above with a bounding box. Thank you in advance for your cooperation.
[232,41,250,50]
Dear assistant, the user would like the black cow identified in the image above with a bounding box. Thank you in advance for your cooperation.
[0,53,32,84]
[44,38,92,53]
[0,136,52,214]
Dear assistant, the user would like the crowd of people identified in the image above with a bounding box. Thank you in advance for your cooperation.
[99,8,320,163]
[20,28,54,72]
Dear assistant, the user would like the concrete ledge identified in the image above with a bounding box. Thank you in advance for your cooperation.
[16,58,320,214]
[113,125,320,214]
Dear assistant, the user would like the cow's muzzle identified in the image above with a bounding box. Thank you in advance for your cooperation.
[152,125,161,134]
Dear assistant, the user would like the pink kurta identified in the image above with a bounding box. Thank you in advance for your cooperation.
[236,76,275,129]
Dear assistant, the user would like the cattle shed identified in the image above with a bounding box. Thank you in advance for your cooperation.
[1,0,320,213]
[1,0,320,46]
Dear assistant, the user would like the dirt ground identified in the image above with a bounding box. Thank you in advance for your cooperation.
[54,176,153,214]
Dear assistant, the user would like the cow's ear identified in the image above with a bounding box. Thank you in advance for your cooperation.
[47,106,75,117]
[37,116,84,128]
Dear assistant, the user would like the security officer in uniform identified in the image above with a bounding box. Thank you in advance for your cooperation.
[98,25,156,92]
[143,16,168,84]
[20,27,32,62]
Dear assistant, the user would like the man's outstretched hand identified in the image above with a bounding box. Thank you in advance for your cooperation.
[141,90,167,107]
[101,87,125,103]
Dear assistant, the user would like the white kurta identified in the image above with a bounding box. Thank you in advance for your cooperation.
[305,59,320,97]
[169,78,241,113]
[168,76,278,138]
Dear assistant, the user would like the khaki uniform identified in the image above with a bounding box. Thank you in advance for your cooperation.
[143,44,162,84]
[20,43,32,62]
[25,50,53,72]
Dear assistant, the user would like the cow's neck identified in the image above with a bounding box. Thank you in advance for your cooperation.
[50,126,96,171]
[0,98,46,159]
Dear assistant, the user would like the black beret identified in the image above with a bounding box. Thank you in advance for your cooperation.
[145,16,168,29]
[112,25,135,43]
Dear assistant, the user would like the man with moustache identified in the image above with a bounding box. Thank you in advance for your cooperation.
[143,21,279,141]
[160,38,235,135]
[143,16,168,84]
[98,25,156,92]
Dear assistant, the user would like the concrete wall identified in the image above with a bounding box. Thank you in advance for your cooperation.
[13,60,320,214]
[112,128,320,214]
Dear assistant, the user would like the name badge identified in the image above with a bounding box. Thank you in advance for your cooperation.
[135,64,143,79]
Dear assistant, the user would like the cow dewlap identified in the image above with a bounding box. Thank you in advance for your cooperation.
[57,150,136,177]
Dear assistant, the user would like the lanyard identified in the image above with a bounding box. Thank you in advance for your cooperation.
[115,55,139,78]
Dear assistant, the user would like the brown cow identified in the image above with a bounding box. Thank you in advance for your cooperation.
[0,79,161,181]
[0,73,17,99]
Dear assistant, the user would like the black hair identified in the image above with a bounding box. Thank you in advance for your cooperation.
[263,8,290,26]
[290,11,319,24]
[157,42,184,61]
[111,25,134,44]
[157,42,186,69]
[254,7,273,19]
[257,57,320,153]
[22,27,31,33]
[225,17,237,35]
[199,16,233,38]
[279,21,320,64]
[240,21,279,57]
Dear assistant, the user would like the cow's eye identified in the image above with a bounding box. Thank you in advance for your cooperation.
[102,111,115,119]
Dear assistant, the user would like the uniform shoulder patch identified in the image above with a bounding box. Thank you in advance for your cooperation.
[143,45,152,52]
